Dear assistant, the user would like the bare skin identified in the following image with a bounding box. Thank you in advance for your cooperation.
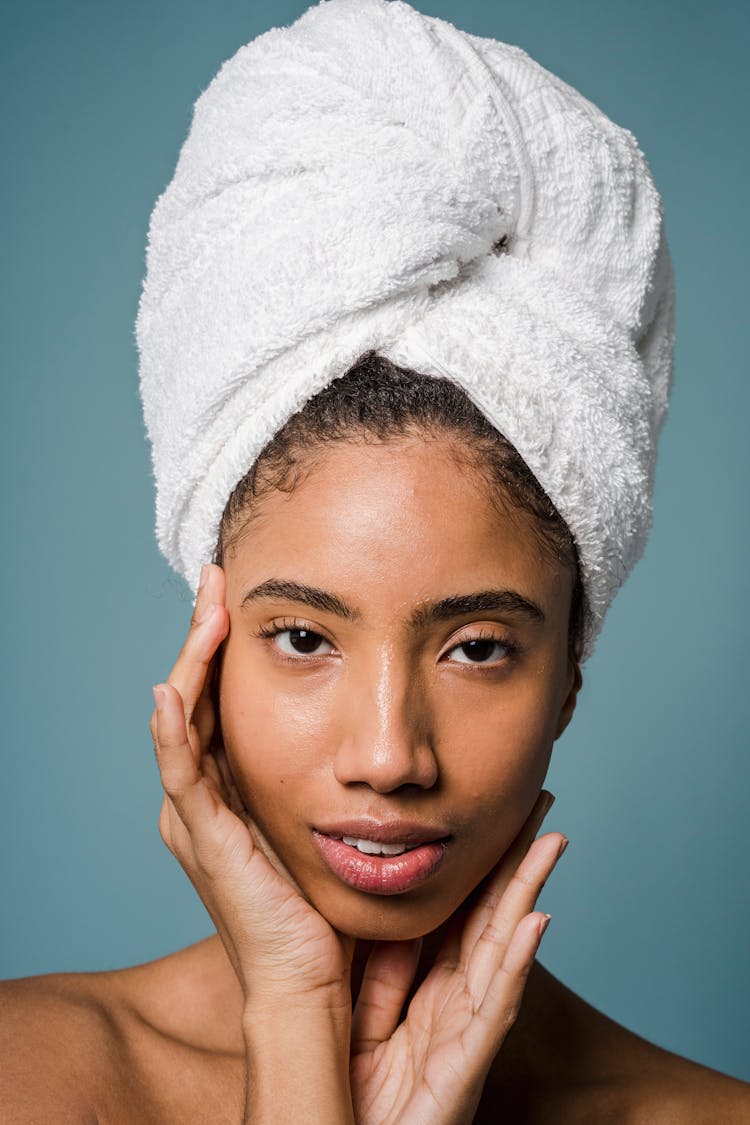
[2,938,749,1123]
[2,437,749,1122]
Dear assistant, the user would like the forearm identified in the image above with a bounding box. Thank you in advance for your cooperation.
[243,999,355,1125]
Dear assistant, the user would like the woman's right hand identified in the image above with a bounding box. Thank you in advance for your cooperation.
[151,562,358,1122]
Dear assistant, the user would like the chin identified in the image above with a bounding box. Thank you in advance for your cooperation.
[314,886,464,943]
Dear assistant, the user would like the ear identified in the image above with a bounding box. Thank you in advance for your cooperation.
[554,658,582,740]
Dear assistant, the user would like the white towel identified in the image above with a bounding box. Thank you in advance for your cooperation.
[136,0,675,660]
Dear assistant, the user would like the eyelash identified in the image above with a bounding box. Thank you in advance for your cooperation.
[253,619,520,669]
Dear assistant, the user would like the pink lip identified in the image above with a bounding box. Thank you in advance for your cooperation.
[313,818,450,846]
[312,825,450,896]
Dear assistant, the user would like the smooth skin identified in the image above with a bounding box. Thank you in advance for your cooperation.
[151,432,574,1123]
[153,620,563,1123]
[2,437,749,1123]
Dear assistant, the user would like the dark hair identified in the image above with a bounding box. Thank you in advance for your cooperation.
[215,351,586,660]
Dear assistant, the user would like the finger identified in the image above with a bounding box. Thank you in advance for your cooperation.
[431,896,473,974]
[190,562,224,628]
[152,680,225,837]
[193,567,227,741]
[154,680,261,893]
[157,787,201,866]
[475,911,551,1049]
[465,832,567,1005]
[201,747,230,802]
[437,790,555,971]
[167,564,229,722]
[211,744,246,817]
[193,674,219,757]
[351,939,422,1053]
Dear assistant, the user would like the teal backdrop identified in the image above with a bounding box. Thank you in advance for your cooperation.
[2,0,748,1083]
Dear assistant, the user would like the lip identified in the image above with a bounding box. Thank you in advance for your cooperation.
[312,820,451,896]
[313,818,450,846]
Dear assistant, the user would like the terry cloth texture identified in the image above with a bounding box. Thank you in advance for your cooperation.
[136,0,675,661]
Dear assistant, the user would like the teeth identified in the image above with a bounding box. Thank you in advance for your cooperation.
[342,836,409,856]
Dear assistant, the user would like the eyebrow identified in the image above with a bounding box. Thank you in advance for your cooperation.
[241,579,545,628]
[242,579,357,620]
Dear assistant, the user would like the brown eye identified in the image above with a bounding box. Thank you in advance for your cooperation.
[272,628,334,658]
[460,639,499,662]
[445,634,514,666]
[288,629,323,654]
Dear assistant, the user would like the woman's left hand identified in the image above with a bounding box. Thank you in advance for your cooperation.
[349,792,566,1125]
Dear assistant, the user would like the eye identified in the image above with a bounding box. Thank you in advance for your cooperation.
[257,622,335,659]
[445,631,516,666]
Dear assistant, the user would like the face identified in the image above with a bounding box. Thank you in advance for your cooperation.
[218,435,580,941]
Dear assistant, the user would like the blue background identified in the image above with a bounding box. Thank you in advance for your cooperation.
[2,0,748,1083]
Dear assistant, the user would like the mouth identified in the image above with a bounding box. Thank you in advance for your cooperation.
[312,820,451,896]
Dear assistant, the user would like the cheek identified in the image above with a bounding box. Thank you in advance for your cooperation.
[218,655,339,805]
[435,675,557,826]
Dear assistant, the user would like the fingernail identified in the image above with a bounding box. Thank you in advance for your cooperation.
[539,914,552,937]
[557,836,569,858]
[152,684,166,707]
[199,563,210,590]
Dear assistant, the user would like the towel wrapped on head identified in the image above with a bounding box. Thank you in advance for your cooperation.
[135,0,675,661]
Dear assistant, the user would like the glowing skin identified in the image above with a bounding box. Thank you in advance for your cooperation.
[218,435,580,941]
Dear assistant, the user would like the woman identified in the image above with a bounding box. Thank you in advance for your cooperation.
[2,1,748,1121]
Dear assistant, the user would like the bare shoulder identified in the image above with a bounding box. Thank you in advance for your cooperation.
[622,1051,750,1124]
[0,939,245,1125]
[484,961,750,1124]
[0,969,126,1123]
[555,1036,750,1125]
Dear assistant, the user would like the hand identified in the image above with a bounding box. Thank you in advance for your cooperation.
[149,562,354,1009]
[349,791,565,1124]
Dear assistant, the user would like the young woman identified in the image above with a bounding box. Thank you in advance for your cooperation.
[2,1,748,1121]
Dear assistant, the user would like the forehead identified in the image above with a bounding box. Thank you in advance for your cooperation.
[225,437,573,627]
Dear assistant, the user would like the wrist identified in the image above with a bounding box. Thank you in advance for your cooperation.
[243,980,352,1031]
[243,993,352,1037]
[243,999,353,1125]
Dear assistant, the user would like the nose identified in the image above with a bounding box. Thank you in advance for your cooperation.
[332,651,439,793]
